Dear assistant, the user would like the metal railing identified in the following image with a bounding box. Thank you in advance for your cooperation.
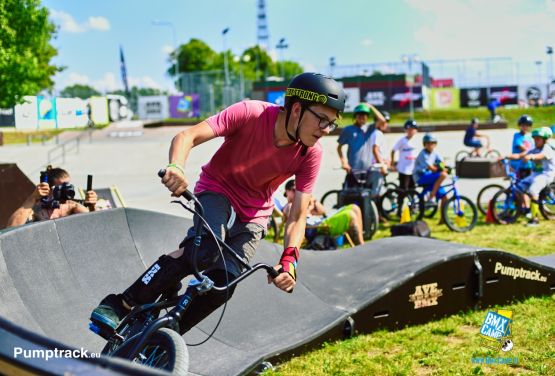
[47,129,94,165]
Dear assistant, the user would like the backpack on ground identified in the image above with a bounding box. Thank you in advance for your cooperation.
[390,220,431,238]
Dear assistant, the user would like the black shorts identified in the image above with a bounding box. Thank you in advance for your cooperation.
[398,173,415,191]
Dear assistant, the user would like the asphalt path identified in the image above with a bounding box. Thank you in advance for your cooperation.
[1,121,516,218]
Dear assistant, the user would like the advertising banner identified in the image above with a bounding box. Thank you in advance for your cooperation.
[343,87,360,113]
[0,108,16,127]
[460,88,487,107]
[37,96,57,129]
[169,94,200,118]
[361,88,390,108]
[390,87,423,110]
[266,91,285,106]
[90,96,109,126]
[430,88,460,109]
[56,98,88,128]
[489,86,518,106]
[15,96,38,130]
[138,96,169,119]
[518,84,547,107]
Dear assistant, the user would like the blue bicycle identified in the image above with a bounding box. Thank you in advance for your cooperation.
[392,166,478,232]
[491,160,555,224]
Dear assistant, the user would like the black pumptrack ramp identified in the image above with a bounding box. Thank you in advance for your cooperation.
[0,208,553,375]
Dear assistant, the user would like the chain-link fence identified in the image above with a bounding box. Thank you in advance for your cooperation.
[178,70,253,115]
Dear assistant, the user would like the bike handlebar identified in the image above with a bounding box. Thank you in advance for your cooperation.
[158,169,195,201]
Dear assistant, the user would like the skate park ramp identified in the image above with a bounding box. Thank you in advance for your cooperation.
[0,208,553,375]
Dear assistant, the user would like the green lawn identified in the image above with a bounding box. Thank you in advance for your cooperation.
[265,216,555,375]
[339,106,555,128]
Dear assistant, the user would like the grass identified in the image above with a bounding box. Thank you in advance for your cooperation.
[264,211,555,375]
[339,106,555,128]
[0,125,107,145]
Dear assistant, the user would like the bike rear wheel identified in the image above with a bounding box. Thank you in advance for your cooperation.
[491,189,521,224]
[476,184,504,216]
[455,150,471,162]
[442,195,478,232]
[539,182,555,220]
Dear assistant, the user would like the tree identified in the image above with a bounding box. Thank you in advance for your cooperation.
[60,84,100,99]
[167,38,218,76]
[0,0,63,108]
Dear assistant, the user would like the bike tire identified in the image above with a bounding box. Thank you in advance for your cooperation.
[485,149,501,160]
[378,188,401,221]
[321,189,341,210]
[366,199,379,240]
[114,328,189,374]
[476,184,504,216]
[539,182,555,220]
[455,150,471,162]
[442,195,478,232]
[491,189,520,224]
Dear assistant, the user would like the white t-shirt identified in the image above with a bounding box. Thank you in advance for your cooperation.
[369,129,387,166]
[392,136,418,175]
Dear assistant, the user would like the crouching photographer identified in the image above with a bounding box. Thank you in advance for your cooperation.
[7,166,97,228]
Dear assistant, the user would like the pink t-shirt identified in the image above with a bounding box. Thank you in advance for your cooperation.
[195,100,323,225]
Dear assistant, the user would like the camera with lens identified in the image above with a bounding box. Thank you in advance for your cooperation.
[40,169,76,209]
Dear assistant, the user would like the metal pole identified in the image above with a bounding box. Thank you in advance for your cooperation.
[408,58,414,119]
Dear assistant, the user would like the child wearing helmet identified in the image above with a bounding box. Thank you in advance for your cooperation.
[413,134,448,204]
[463,118,490,156]
[505,126,555,226]
[337,102,387,188]
[90,73,346,337]
[510,115,534,178]
[391,119,418,191]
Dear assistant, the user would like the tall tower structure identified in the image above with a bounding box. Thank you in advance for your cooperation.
[257,0,269,49]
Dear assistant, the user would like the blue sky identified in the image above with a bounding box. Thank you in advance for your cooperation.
[43,0,555,93]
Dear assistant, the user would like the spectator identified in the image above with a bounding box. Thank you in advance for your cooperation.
[391,119,418,191]
[367,108,390,197]
[282,179,364,245]
[463,118,490,156]
[337,103,388,187]
[7,166,97,227]
[487,98,501,122]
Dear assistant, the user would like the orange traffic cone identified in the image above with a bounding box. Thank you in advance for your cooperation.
[485,200,495,224]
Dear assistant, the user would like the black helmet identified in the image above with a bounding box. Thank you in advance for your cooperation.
[285,72,346,113]
[518,115,533,126]
[404,119,418,129]
[470,117,479,125]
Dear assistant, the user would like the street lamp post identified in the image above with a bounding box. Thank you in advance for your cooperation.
[329,57,336,78]
[535,60,542,84]
[275,38,288,80]
[547,46,553,82]
[402,54,419,119]
[152,20,179,90]
[234,54,252,100]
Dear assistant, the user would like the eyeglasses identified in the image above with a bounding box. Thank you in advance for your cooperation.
[306,107,338,132]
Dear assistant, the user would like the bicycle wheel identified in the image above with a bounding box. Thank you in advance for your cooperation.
[378,188,402,221]
[455,150,470,162]
[539,182,555,220]
[367,199,379,239]
[485,149,501,160]
[442,195,478,232]
[476,184,504,216]
[321,189,341,211]
[116,328,189,374]
[491,189,521,224]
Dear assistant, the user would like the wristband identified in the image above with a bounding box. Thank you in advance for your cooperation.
[279,246,299,281]
[166,163,185,176]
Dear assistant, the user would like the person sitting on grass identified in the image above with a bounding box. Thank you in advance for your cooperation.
[282,179,364,246]
[7,166,97,228]
[504,127,555,226]
[463,118,490,156]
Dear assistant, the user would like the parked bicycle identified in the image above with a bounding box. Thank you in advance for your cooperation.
[455,146,501,162]
[90,170,280,374]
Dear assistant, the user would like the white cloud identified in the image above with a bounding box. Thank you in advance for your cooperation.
[361,38,373,47]
[87,16,110,31]
[49,9,110,33]
[66,72,91,86]
[129,75,163,90]
[162,45,174,55]
[93,73,120,92]
[405,0,555,61]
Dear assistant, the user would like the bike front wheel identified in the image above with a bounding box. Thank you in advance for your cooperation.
[485,149,501,160]
[476,184,504,216]
[442,195,478,232]
[115,328,189,374]
[491,189,521,224]
[539,182,555,220]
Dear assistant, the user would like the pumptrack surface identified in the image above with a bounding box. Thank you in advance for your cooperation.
[0,208,553,375]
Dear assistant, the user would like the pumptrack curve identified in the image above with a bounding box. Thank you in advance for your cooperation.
[0,208,553,375]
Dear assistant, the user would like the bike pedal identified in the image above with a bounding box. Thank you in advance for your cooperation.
[89,321,115,340]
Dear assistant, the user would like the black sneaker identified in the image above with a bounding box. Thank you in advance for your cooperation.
[89,294,130,339]
[526,218,539,227]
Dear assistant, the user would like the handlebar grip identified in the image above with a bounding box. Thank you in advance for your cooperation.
[86,175,93,191]
[267,267,279,279]
[157,169,195,201]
